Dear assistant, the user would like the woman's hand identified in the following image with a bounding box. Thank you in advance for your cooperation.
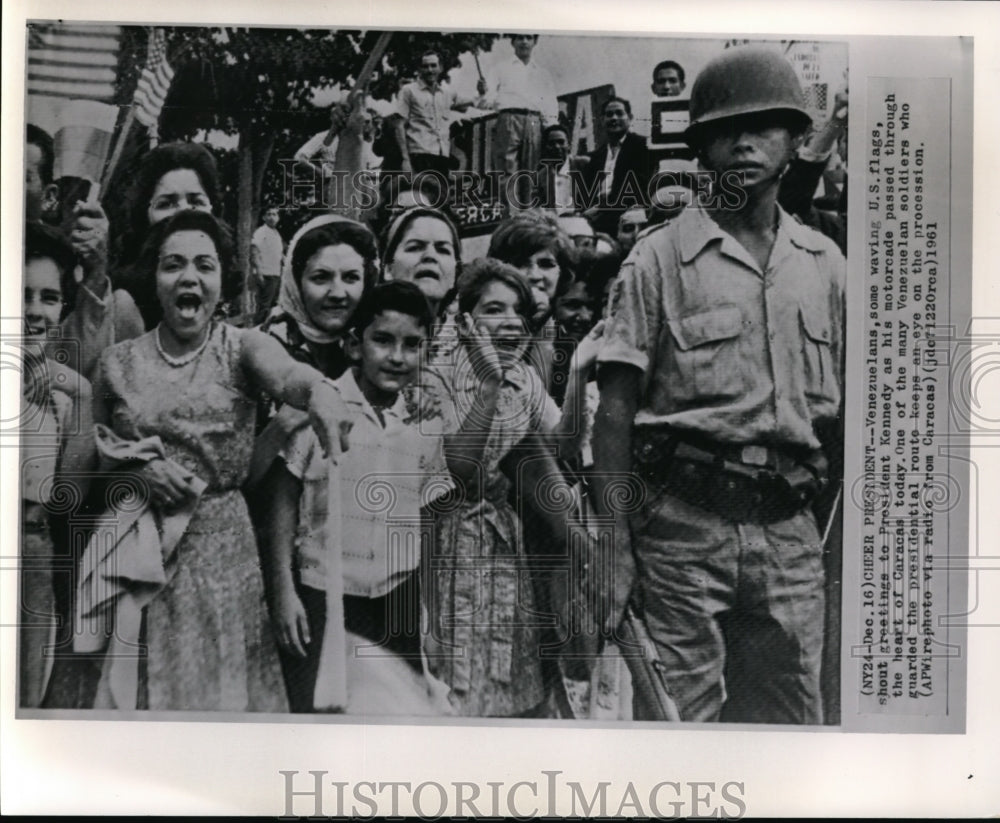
[136,457,197,510]
[570,320,606,375]
[456,312,503,384]
[68,201,110,285]
[272,584,311,657]
[308,379,353,459]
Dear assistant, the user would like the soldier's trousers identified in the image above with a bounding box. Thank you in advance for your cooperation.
[630,491,825,724]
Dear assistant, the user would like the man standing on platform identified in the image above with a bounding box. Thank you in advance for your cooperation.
[250,205,284,326]
[579,97,653,236]
[592,47,845,725]
[396,50,486,177]
[534,124,588,214]
[651,60,687,98]
[482,34,559,209]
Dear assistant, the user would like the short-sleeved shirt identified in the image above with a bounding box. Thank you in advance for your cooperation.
[280,368,453,598]
[251,224,283,277]
[397,79,461,157]
[425,339,561,446]
[598,204,845,450]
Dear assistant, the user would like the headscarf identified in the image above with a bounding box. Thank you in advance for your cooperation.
[276,213,379,345]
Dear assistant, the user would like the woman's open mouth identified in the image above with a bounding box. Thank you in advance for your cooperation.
[175,293,203,320]
[493,335,524,351]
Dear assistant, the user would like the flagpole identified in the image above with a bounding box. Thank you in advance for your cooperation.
[102,26,176,197]
[100,106,136,194]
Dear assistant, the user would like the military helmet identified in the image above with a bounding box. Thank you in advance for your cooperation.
[685,47,812,145]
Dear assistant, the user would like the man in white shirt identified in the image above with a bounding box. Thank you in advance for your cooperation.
[482,34,559,209]
[294,104,383,176]
[293,103,382,209]
[534,123,588,214]
[396,50,486,176]
[250,205,284,325]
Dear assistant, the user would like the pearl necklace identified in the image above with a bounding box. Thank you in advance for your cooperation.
[154,324,211,368]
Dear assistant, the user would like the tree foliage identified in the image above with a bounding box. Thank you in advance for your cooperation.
[159,27,499,156]
[116,26,499,318]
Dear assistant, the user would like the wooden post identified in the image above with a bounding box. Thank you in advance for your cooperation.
[329,31,393,216]
[237,130,255,325]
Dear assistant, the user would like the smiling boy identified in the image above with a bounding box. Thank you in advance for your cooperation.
[263,281,453,713]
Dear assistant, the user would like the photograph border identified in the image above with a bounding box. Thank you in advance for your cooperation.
[2,0,997,816]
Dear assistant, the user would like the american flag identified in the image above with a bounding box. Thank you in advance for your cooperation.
[27,22,121,102]
[133,28,175,138]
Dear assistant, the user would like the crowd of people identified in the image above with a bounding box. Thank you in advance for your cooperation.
[19,40,847,724]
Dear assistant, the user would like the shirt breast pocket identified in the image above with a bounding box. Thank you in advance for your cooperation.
[666,306,746,403]
[799,304,835,404]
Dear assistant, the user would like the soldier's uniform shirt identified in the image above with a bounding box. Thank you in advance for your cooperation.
[599,203,844,448]
[596,204,846,725]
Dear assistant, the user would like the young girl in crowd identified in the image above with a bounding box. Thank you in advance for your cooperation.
[421,258,565,717]
[20,223,95,708]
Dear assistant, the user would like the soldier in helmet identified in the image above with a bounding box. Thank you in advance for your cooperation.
[591,47,845,724]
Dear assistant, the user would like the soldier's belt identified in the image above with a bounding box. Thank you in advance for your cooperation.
[632,429,827,525]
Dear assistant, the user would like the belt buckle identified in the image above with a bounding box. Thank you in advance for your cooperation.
[741,445,769,467]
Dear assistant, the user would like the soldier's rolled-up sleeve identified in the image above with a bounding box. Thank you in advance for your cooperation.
[597,247,663,377]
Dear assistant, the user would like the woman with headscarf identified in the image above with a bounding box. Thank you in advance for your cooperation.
[247,214,380,708]
[246,215,374,438]
[256,214,378,417]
